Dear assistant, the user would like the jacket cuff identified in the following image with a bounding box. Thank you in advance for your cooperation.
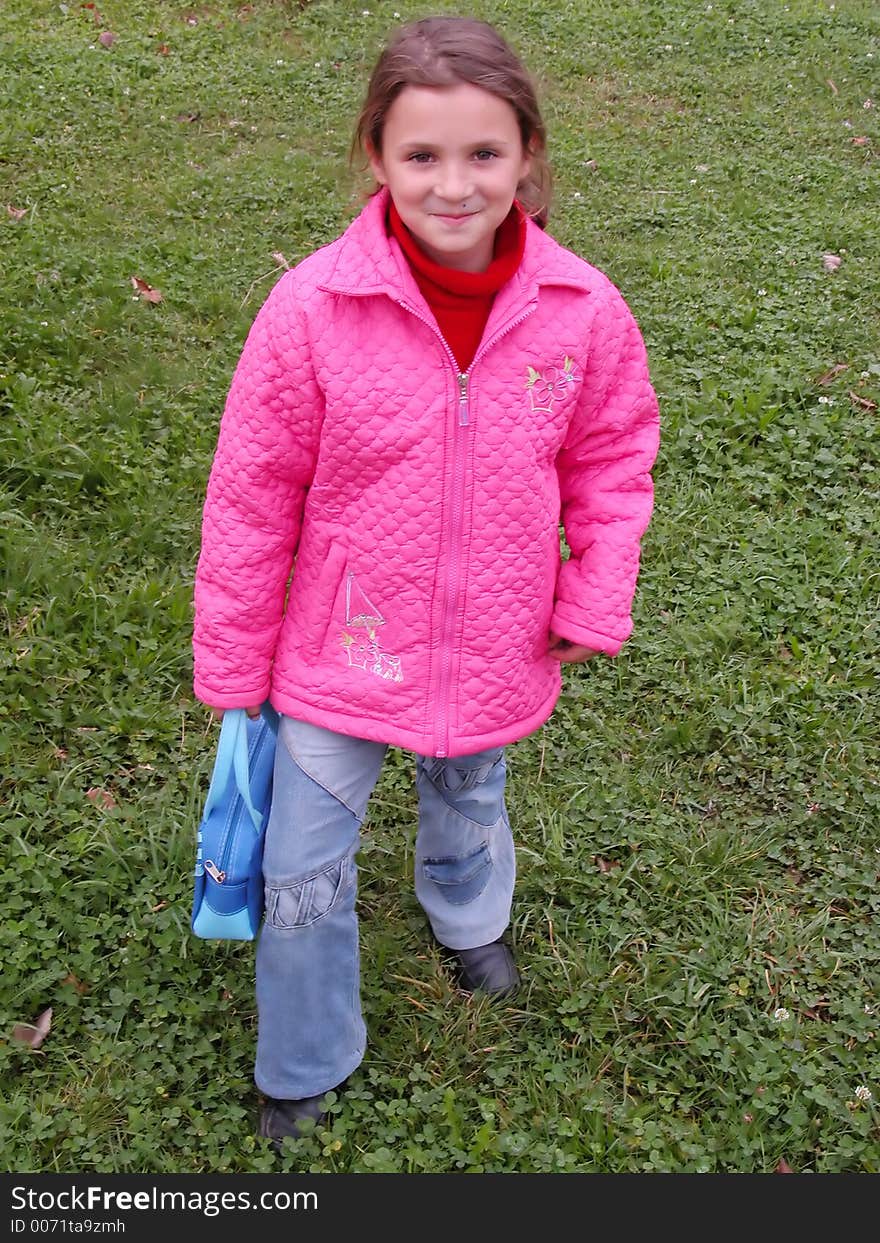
[548,612,626,657]
[192,676,272,711]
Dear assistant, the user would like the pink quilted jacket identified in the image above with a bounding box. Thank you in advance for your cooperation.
[193,188,659,757]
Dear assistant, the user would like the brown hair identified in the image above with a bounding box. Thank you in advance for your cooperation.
[351,16,552,227]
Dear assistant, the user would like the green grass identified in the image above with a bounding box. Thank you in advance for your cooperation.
[1,0,879,1172]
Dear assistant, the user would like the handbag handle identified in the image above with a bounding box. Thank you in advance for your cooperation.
[203,704,279,832]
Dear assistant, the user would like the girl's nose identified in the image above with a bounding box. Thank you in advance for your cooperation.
[435,165,474,204]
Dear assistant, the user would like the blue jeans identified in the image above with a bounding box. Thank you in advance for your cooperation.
[254,717,515,1100]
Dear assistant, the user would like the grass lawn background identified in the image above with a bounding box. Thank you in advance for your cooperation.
[1,0,878,1172]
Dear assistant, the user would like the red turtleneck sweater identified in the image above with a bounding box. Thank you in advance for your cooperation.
[387,199,526,373]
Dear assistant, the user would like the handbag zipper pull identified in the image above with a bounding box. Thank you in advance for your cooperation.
[204,860,226,883]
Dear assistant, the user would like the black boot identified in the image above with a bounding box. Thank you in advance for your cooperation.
[454,937,519,996]
[259,1092,331,1147]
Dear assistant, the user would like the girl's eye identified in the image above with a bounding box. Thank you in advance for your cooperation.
[474,150,497,161]
[407,152,434,164]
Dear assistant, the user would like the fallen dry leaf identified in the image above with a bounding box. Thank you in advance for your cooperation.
[157,43,170,55]
[6,204,27,220]
[822,254,842,272]
[98,30,116,47]
[826,79,838,96]
[849,390,878,412]
[595,855,620,873]
[86,786,116,810]
[130,276,162,304]
[775,1158,794,1173]
[851,136,869,146]
[62,973,89,995]
[815,362,849,385]
[176,112,200,124]
[272,251,290,269]
[12,1007,52,1049]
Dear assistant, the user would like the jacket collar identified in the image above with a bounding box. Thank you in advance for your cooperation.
[317,187,594,304]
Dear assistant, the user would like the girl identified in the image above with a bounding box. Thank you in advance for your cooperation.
[193,16,659,1145]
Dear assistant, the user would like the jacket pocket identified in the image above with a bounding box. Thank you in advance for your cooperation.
[291,539,348,661]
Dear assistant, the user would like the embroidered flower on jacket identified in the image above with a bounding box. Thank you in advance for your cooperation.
[525,356,578,413]
[339,572,403,683]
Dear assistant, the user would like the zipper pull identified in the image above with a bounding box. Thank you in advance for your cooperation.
[204,860,226,883]
[458,373,469,426]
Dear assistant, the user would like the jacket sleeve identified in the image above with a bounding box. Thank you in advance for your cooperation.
[551,281,660,656]
[192,271,324,707]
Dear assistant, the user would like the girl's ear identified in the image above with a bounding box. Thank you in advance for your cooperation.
[518,138,535,186]
[365,139,387,186]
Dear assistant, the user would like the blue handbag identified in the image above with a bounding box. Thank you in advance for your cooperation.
[192,704,279,941]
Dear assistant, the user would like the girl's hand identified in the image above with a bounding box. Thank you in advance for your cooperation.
[547,632,600,663]
[211,705,263,721]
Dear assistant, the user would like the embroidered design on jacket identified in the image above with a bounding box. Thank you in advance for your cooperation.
[339,572,403,683]
[525,356,578,413]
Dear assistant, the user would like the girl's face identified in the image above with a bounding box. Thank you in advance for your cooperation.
[368,82,532,274]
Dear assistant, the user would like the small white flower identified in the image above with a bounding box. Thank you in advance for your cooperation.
[276,59,284,66]
[362,9,371,15]
[773,1007,791,1022]
[573,191,582,199]
[314,61,322,68]
[757,288,767,296]
[394,10,401,16]
[855,1085,872,1102]
[818,395,835,405]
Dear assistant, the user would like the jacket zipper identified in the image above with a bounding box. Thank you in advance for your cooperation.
[204,724,270,884]
[433,371,471,755]
[396,298,536,756]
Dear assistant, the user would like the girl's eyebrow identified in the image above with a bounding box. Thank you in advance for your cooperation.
[395,138,512,151]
